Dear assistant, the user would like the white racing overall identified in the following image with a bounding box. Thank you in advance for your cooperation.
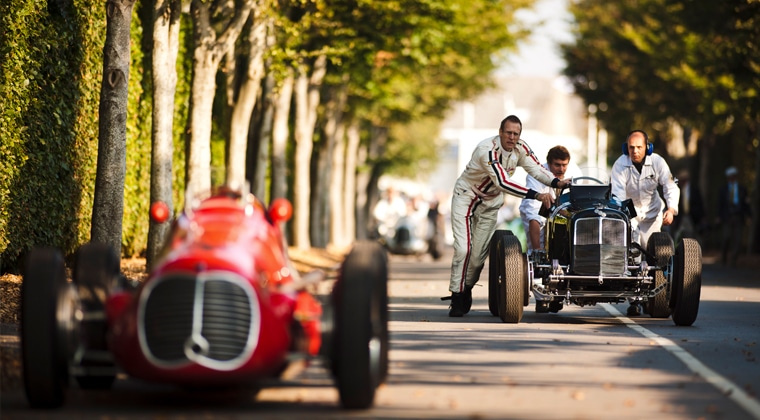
[449,136,556,294]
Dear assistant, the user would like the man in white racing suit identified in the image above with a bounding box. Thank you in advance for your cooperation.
[445,115,571,317]
[611,130,679,316]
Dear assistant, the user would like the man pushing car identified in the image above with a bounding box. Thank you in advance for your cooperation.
[444,115,572,317]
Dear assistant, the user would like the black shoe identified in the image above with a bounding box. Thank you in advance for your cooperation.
[535,301,550,313]
[448,292,466,317]
[463,286,473,314]
[627,304,641,317]
[548,301,563,313]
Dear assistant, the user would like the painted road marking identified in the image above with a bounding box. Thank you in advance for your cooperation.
[601,303,760,420]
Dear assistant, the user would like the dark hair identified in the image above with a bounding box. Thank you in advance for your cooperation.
[499,115,522,133]
[546,145,570,162]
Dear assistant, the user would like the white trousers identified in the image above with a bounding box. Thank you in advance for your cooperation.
[448,192,500,293]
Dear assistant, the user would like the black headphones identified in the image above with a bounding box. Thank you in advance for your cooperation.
[622,130,653,156]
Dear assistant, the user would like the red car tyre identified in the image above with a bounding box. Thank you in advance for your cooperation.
[72,242,120,389]
[331,241,388,409]
[22,248,71,408]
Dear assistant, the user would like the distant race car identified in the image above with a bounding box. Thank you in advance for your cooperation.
[488,169,702,325]
[21,186,389,410]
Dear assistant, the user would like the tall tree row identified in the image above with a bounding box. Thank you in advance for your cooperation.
[561,0,760,252]
[140,0,532,253]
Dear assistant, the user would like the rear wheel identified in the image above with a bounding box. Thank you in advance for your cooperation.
[331,241,389,409]
[646,232,674,318]
[498,235,524,323]
[672,238,702,326]
[22,248,72,408]
[488,231,510,316]
[72,242,120,389]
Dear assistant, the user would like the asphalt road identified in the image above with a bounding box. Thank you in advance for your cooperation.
[2,246,759,419]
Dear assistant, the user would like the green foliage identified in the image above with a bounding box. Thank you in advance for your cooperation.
[562,0,760,142]
[0,0,105,270]
[381,117,443,179]
[122,1,152,257]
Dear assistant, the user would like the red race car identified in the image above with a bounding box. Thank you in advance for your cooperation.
[21,186,389,410]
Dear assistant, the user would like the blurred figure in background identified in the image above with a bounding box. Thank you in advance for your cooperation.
[671,169,706,245]
[718,166,751,266]
[372,186,407,239]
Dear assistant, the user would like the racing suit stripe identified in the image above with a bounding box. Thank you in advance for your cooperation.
[519,142,542,166]
[456,195,481,292]
[488,150,528,197]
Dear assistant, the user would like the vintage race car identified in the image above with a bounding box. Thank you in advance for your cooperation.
[488,170,702,326]
[21,186,389,409]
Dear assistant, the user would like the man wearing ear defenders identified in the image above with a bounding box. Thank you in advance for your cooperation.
[611,130,679,316]
[444,115,572,317]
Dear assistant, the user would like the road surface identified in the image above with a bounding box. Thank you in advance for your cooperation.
[2,247,759,419]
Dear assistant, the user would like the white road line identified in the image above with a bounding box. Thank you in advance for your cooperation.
[601,303,760,420]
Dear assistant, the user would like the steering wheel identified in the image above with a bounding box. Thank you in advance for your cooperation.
[572,176,606,185]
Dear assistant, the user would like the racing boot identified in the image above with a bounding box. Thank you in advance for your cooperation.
[535,301,550,313]
[626,303,641,316]
[447,292,466,317]
[462,285,473,314]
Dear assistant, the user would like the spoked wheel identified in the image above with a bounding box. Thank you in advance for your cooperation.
[22,248,76,408]
[646,232,674,318]
[671,238,702,326]
[488,230,510,316]
[72,242,120,389]
[497,234,524,323]
[331,241,389,409]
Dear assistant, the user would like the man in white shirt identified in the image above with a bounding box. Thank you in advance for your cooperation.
[519,145,582,255]
[611,130,679,316]
[372,186,407,239]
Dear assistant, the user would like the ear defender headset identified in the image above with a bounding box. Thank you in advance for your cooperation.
[622,130,653,156]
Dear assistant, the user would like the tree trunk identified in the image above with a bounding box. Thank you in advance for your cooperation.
[270,71,294,203]
[292,55,327,249]
[186,0,254,199]
[354,125,370,240]
[252,72,274,201]
[329,119,347,248]
[310,136,328,248]
[186,43,218,198]
[226,10,267,190]
[91,0,136,256]
[749,126,760,253]
[343,119,361,242]
[146,0,181,270]
[321,82,348,249]
[365,125,389,236]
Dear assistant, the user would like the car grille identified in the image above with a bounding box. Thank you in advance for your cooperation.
[138,271,260,371]
[573,217,627,275]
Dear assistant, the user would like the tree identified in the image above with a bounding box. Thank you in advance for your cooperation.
[146,0,182,269]
[562,0,760,252]
[186,0,255,198]
[226,3,269,190]
[91,0,137,255]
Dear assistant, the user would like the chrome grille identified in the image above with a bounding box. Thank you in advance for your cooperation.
[200,280,252,361]
[138,271,260,371]
[573,217,627,275]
